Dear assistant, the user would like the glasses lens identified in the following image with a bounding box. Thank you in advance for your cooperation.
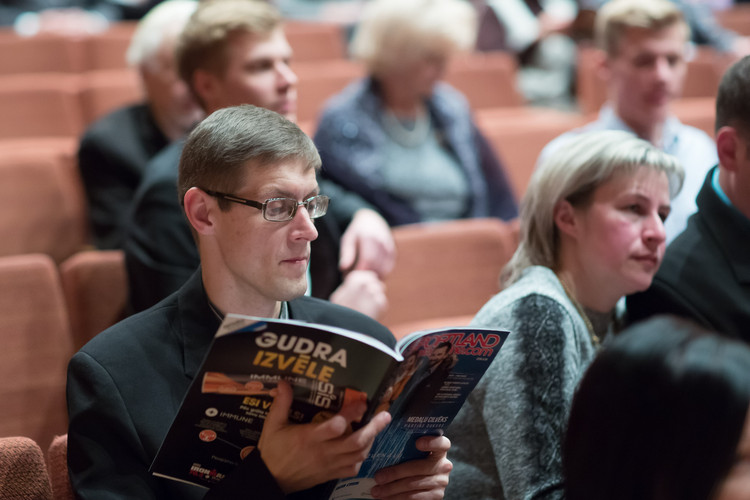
[307,195,329,219]
[264,199,295,221]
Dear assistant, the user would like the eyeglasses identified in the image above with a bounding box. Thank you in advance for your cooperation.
[202,188,329,222]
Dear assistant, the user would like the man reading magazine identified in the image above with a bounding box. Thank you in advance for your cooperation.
[66,105,452,500]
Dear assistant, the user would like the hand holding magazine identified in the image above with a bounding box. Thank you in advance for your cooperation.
[150,314,508,498]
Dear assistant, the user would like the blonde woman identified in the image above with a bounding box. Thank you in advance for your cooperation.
[445,129,684,500]
[313,0,517,227]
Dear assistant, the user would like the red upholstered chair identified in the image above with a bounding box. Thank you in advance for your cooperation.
[0,73,84,139]
[47,435,74,500]
[444,51,524,110]
[380,218,519,335]
[60,250,128,350]
[0,436,53,500]
[78,68,143,126]
[0,145,88,263]
[0,254,74,453]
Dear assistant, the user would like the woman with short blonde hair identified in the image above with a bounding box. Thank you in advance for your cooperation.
[446,129,684,500]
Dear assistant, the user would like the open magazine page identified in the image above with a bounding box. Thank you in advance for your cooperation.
[150,314,401,489]
[329,327,509,500]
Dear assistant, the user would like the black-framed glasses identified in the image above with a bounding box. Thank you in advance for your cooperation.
[202,188,329,222]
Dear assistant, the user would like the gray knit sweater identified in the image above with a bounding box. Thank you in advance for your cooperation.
[445,266,602,500]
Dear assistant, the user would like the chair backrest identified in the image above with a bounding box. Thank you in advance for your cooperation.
[476,107,589,199]
[0,73,84,139]
[47,434,74,500]
[0,146,88,263]
[0,436,53,500]
[380,218,519,331]
[78,68,143,126]
[82,22,137,71]
[444,51,524,109]
[0,254,74,453]
[294,59,365,123]
[60,250,128,351]
[284,21,347,61]
[0,30,86,75]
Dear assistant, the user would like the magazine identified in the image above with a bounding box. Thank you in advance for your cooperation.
[150,314,509,497]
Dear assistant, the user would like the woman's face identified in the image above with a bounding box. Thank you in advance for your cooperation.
[714,407,750,500]
[567,166,671,301]
[388,50,449,99]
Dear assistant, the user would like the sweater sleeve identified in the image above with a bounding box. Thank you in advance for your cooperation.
[447,293,588,500]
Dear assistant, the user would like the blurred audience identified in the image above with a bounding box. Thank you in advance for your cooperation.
[539,0,716,243]
[313,0,518,228]
[578,0,750,59]
[123,0,393,318]
[445,130,683,500]
[472,0,578,108]
[565,316,750,500]
[77,0,203,250]
[627,54,750,342]
[1,0,163,35]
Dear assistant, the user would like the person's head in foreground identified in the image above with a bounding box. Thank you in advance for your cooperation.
[505,129,684,314]
[179,104,324,318]
[565,315,750,500]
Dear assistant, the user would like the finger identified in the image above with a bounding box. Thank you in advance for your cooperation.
[338,232,358,272]
[414,435,451,455]
[339,411,391,454]
[371,473,450,500]
[374,455,452,485]
[265,379,294,431]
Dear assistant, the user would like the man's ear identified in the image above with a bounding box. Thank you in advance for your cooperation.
[716,126,741,173]
[553,199,578,239]
[192,69,218,109]
[595,49,611,85]
[183,187,216,235]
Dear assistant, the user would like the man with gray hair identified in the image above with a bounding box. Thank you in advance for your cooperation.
[78,0,203,249]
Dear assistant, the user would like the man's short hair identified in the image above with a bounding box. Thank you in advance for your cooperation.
[175,0,281,94]
[178,105,321,210]
[594,0,689,57]
[716,55,750,136]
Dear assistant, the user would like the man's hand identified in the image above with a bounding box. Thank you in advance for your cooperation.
[258,380,392,494]
[329,270,388,319]
[339,209,396,278]
[370,435,452,500]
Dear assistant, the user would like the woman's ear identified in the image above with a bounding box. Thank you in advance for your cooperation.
[183,187,215,236]
[554,199,578,239]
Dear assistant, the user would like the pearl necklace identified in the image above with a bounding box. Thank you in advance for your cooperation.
[381,106,431,148]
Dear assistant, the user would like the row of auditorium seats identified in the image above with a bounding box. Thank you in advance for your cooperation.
[0,20,349,75]
[0,92,716,269]
[0,435,72,500]
[0,50,522,139]
[0,217,519,455]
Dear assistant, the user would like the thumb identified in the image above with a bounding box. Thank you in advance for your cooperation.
[265,379,294,430]
[338,232,357,273]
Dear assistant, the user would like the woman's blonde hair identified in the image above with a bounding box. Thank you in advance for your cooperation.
[503,130,684,286]
[349,0,476,77]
